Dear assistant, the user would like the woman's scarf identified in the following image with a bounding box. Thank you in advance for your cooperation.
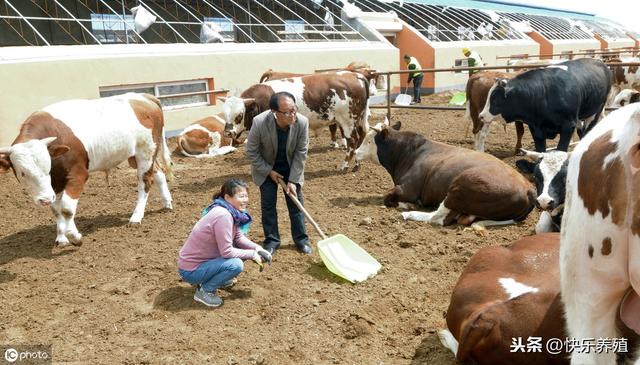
[202,198,252,234]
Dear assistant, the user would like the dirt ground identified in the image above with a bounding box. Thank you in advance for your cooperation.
[0,92,544,364]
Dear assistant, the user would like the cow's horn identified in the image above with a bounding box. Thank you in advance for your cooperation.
[41,136,57,145]
[383,116,390,127]
[520,148,543,161]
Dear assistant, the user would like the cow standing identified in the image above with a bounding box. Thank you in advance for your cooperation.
[354,119,535,228]
[177,114,238,158]
[223,71,371,171]
[560,103,640,364]
[439,233,568,365]
[479,58,611,152]
[465,71,524,153]
[0,93,173,246]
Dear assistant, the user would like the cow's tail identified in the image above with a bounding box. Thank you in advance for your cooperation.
[159,127,174,181]
[177,135,201,158]
[259,69,273,83]
[360,74,371,131]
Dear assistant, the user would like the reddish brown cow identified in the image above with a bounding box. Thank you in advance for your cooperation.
[439,233,568,365]
[355,119,535,229]
[465,71,524,153]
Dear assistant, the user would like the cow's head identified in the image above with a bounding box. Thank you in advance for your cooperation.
[0,137,69,206]
[218,96,255,139]
[355,117,401,164]
[612,89,640,108]
[516,149,569,213]
[479,78,509,123]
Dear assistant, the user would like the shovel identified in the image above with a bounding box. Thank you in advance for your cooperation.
[277,178,381,283]
[394,87,412,106]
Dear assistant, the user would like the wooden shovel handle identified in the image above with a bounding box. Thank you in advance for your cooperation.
[276,178,327,240]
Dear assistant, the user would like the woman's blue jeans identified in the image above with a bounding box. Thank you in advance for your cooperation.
[179,257,243,292]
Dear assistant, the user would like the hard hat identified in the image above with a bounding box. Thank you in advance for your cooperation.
[462,47,470,55]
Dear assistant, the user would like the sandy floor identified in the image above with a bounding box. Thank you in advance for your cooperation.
[0,92,544,364]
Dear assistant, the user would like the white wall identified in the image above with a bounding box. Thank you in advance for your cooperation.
[431,40,540,92]
[0,42,398,145]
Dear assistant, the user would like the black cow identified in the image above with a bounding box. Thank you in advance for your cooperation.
[479,58,611,152]
[516,149,569,233]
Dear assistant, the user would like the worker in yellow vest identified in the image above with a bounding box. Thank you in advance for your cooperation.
[462,47,484,76]
[403,54,423,105]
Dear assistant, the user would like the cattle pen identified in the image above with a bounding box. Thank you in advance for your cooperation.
[2,1,640,364]
[372,60,640,121]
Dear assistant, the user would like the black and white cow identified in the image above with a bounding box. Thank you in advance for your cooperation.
[479,58,611,152]
[515,150,569,233]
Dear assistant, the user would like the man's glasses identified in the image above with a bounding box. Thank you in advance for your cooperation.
[276,109,297,117]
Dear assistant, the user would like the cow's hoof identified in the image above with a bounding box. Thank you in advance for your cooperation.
[129,216,143,224]
[66,231,83,246]
[55,237,70,247]
[163,202,173,210]
[400,212,413,220]
[329,141,339,148]
[351,164,360,172]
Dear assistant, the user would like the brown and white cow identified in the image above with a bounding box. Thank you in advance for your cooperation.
[606,57,640,108]
[0,93,173,246]
[560,102,640,364]
[611,89,640,108]
[465,71,524,153]
[439,233,568,365]
[176,114,238,158]
[259,69,306,83]
[223,71,371,171]
[355,119,535,229]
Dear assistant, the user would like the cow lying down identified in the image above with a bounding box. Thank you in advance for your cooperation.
[355,119,535,230]
[439,233,568,365]
[177,114,238,158]
[440,232,639,365]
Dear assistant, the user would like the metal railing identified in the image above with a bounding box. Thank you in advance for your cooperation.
[374,62,640,121]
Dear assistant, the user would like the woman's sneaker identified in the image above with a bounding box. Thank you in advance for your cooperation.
[193,288,223,307]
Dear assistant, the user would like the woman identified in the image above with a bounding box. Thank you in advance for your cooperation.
[177,179,272,307]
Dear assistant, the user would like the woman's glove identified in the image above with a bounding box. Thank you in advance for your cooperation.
[252,250,265,272]
[257,248,273,265]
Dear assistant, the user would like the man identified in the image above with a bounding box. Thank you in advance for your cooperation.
[246,92,312,255]
[404,54,423,105]
[463,47,484,76]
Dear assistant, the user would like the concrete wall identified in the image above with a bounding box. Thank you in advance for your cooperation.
[549,39,601,55]
[601,38,636,50]
[0,42,398,145]
[430,40,539,92]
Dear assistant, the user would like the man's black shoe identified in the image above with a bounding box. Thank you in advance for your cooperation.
[297,243,313,255]
[264,244,278,255]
